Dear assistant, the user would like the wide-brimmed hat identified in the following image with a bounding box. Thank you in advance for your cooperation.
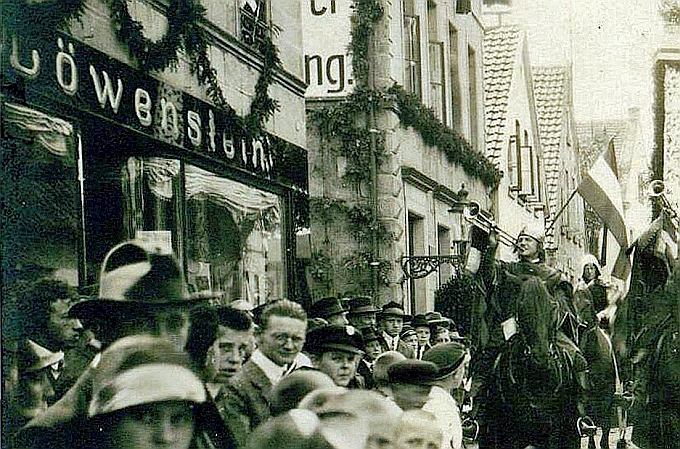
[305,324,365,356]
[425,312,450,329]
[360,327,382,344]
[70,241,198,319]
[310,297,348,320]
[89,335,206,418]
[346,296,380,315]
[377,301,411,320]
[411,314,430,329]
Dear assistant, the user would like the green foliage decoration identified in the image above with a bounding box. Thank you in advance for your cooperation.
[6,0,281,140]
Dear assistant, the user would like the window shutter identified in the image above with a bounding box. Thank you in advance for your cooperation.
[519,145,533,196]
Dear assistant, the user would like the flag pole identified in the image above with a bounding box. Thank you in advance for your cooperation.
[545,187,580,233]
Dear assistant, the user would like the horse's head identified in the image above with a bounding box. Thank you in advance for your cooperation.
[515,276,557,362]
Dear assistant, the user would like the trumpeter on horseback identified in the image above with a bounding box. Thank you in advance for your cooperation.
[468,222,591,449]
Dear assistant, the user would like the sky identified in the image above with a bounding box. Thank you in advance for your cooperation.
[510,0,665,123]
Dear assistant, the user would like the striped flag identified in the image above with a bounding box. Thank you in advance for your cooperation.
[577,137,630,279]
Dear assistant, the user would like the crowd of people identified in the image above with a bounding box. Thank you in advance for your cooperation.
[2,224,630,449]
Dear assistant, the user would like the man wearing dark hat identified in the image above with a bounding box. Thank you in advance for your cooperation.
[356,327,384,389]
[17,240,231,448]
[306,324,365,388]
[387,359,439,410]
[411,314,432,359]
[346,296,380,329]
[422,342,471,449]
[378,302,414,358]
[309,297,350,326]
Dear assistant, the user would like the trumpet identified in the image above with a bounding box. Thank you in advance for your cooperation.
[463,201,517,247]
[648,180,679,225]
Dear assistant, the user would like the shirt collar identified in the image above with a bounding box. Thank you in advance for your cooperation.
[250,349,287,385]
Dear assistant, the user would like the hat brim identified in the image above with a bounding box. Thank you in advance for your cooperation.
[348,307,380,315]
[69,298,203,319]
[313,344,365,356]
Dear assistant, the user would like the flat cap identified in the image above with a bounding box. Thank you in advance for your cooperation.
[305,324,365,356]
[422,342,467,379]
[387,359,439,385]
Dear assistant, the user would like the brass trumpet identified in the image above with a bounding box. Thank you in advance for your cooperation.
[649,180,679,225]
[463,201,517,247]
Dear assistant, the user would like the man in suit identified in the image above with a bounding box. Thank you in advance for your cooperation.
[378,302,415,358]
[217,299,307,447]
[412,314,432,360]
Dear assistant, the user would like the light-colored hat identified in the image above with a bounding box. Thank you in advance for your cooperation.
[70,241,199,319]
[89,335,206,418]
[518,223,545,244]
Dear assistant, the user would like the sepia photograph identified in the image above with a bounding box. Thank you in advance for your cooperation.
[2,0,678,448]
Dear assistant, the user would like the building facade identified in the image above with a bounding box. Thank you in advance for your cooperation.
[533,66,585,281]
[482,25,547,261]
[303,0,498,313]
[2,0,308,308]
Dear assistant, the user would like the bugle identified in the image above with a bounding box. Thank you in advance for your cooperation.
[648,180,679,225]
[463,201,517,247]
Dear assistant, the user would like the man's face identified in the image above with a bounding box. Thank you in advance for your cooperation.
[349,313,376,329]
[365,340,384,361]
[390,383,432,410]
[414,327,430,347]
[516,235,540,260]
[256,315,307,366]
[394,419,442,449]
[48,299,82,347]
[210,325,254,383]
[109,401,195,449]
[583,264,599,282]
[327,312,349,326]
[314,350,361,387]
[434,328,450,344]
[381,316,403,337]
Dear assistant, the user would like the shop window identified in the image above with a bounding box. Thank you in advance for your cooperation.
[1,103,80,288]
[403,0,422,99]
[241,0,269,48]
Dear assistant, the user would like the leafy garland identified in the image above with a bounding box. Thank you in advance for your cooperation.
[660,0,680,24]
[6,0,280,139]
[307,0,502,296]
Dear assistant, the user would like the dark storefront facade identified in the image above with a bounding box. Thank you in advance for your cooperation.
[2,30,308,307]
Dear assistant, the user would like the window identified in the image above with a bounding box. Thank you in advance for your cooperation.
[449,26,462,132]
[427,3,445,120]
[403,0,422,99]
[240,0,269,48]
[438,225,451,285]
[456,0,472,14]
[408,212,425,312]
[468,46,479,149]
[507,134,519,189]
[2,103,80,288]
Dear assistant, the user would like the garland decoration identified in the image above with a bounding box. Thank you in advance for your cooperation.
[3,0,86,37]
[6,0,282,138]
[110,0,281,135]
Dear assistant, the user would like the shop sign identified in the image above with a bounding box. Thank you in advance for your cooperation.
[3,32,286,179]
[303,0,354,98]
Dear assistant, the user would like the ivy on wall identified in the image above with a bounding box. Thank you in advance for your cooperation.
[4,0,281,139]
[307,0,501,297]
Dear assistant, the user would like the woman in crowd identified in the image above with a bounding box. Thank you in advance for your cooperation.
[16,335,232,449]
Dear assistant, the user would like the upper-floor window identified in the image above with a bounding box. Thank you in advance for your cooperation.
[403,0,422,99]
[468,45,479,149]
[241,0,269,48]
[449,25,462,132]
[456,0,472,14]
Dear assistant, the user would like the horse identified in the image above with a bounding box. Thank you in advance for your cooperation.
[482,276,588,449]
[626,266,680,449]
